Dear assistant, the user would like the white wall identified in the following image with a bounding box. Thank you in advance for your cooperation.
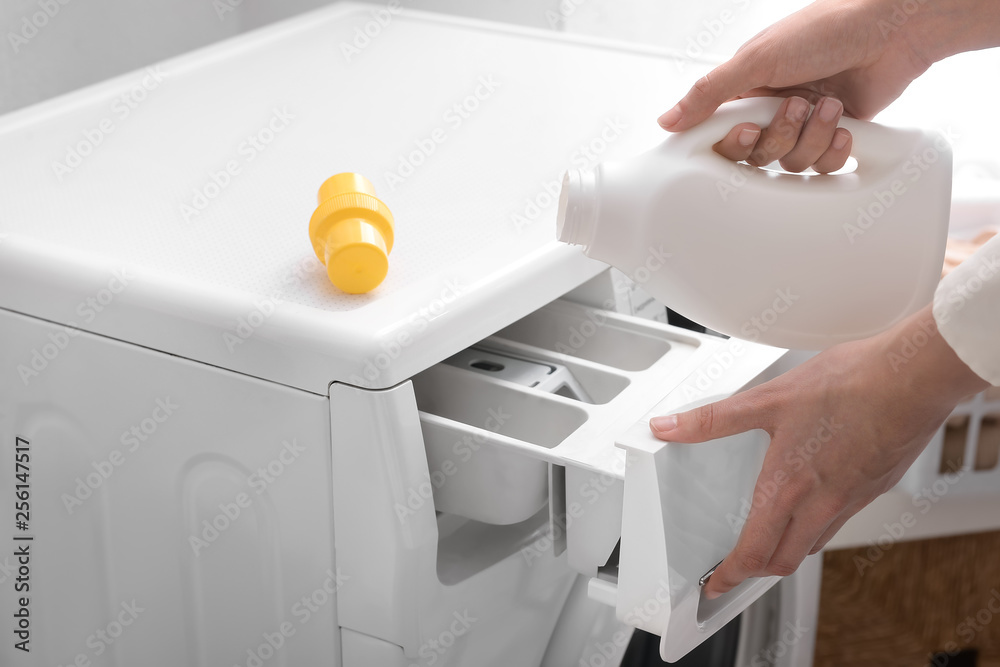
[1,0,241,114]
[0,0,563,114]
[562,0,810,57]
[1,0,811,115]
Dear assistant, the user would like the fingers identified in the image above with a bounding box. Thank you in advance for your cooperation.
[713,123,762,162]
[708,96,854,173]
[808,502,863,554]
[746,96,810,167]
[812,129,852,174]
[658,58,765,132]
[649,391,769,443]
[702,486,792,599]
[704,490,846,599]
[779,97,846,173]
[758,495,843,575]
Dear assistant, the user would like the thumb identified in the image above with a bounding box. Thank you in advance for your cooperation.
[649,394,763,443]
[658,57,765,132]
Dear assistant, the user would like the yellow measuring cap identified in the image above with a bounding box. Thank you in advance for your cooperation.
[309,173,395,294]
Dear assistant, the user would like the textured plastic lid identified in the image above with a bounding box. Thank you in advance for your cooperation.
[0,4,704,393]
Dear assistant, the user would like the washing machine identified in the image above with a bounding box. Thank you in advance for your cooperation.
[0,5,820,665]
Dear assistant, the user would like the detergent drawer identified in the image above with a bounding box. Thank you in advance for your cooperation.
[409,294,787,662]
[410,297,687,527]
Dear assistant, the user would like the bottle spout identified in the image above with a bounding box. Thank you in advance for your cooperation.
[557,168,597,248]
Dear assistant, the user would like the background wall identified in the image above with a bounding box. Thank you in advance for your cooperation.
[1,0,811,115]
[5,0,998,222]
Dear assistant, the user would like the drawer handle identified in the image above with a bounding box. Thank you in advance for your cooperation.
[698,560,724,588]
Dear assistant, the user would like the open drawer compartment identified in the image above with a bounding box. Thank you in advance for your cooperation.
[411,298,708,526]
[411,298,789,661]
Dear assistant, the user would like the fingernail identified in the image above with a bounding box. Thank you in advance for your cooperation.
[650,415,678,433]
[832,130,849,150]
[658,105,682,128]
[705,589,722,600]
[737,127,760,147]
[786,97,808,122]
[819,97,842,122]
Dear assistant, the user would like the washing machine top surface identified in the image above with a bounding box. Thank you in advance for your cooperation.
[0,4,707,391]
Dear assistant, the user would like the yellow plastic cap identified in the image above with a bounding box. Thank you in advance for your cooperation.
[308,173,395,294]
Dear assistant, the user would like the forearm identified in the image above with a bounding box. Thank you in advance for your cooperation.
[889,0,1000,63]
[878,303,991,408]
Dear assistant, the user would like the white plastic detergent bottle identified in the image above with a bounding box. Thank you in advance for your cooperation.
[557,97,952,350]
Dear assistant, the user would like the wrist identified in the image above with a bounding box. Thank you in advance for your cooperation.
[877,304,989,407]
[878,0,1000,64]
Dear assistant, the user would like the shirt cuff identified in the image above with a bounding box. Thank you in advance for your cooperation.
[933,233,1000,386]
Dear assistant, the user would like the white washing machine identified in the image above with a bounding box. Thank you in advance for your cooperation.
[0,5,820,665]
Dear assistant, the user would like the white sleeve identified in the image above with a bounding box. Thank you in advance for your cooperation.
[932,233,1000,386]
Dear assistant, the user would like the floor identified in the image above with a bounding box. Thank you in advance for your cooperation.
[816,530,1000,666]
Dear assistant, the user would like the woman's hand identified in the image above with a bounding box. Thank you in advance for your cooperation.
[649,304,989,598]
[658,0,936,172]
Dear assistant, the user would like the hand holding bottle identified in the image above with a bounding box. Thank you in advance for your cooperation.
[651,0,1000,599]
[658,0,1000,172]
